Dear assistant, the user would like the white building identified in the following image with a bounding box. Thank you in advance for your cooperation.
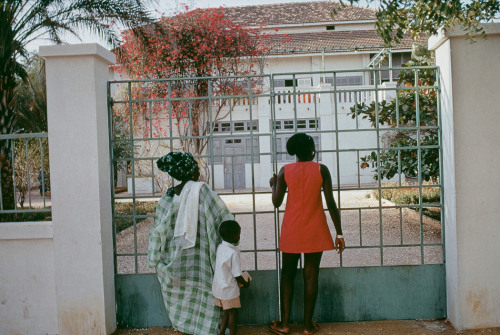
[125,1,427,192]
[205,1,425,190]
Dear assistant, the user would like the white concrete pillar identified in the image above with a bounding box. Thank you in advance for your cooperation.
[429,23,500,330]
[39,44,116,335]
[379,81,397,102]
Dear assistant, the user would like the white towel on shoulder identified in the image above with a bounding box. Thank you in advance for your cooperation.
[174,180,205,249]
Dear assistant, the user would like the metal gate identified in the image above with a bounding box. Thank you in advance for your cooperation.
[108,66,445,328]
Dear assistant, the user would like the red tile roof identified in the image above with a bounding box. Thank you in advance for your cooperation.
[265,30,427,55]
[222,1,377,26]
[219,2,425,54]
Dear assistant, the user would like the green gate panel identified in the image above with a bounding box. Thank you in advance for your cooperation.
[116,264,445,328]
[116,274,171,328]
[305,264,446,322]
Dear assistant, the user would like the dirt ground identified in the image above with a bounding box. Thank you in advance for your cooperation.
[113,320,500,335]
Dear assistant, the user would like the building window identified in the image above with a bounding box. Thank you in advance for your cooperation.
[234,122,245,132]
[325,75,363,86]
[326,25,335,30]
[284,120,294,130]
[369,52,412,84]
[213,120,259,133]
[247,120,258,131]
[273,78,312,88]
[220,122,231,132]
[272,118,320,132]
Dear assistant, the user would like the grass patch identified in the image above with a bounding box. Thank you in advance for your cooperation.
[374,181,441,221]
[114,201,157,233]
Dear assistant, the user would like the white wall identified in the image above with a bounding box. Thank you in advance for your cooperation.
[0,43,117,335]
[429,23,500,330]
[0,222,58,335]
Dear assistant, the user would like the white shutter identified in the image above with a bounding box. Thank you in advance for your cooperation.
[297,78,312,87]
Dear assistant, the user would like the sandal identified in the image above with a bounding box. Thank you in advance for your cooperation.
[269,320,289,334]
[303,321,320,334]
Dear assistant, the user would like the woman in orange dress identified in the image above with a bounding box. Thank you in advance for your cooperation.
[269,133,345,335]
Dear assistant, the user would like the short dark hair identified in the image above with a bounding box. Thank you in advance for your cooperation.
[286,132,315,160]
[219,220,241,242]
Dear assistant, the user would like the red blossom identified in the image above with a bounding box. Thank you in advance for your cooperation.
[114,7,270,159]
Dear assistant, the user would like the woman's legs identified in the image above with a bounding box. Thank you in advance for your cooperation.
[303,252,323,331]
[280,252,301,329]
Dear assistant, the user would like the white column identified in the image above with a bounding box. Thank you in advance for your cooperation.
[39,44,116,335]
[429,23,500,330]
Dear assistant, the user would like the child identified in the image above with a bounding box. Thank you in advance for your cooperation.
[212,220,251,335]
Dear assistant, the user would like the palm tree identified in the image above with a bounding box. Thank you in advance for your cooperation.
[0,0,154,216]
[14,53,47,133]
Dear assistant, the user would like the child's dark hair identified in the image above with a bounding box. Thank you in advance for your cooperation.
[219,220,241,241]
[286,133,315,160]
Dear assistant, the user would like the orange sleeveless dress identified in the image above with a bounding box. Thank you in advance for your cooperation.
[280,161,335,253]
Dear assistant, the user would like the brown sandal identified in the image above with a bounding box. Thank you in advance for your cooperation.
[303,321,320,334]
[269,320,289,334]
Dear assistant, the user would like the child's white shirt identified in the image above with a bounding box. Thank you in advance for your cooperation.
[212,241,242,300]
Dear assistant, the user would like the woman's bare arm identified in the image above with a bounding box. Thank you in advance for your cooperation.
[320,164,345,253]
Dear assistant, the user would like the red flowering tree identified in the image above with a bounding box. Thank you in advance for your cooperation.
[114,8,268,183]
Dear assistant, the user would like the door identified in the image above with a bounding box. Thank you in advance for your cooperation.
[224,139,245,189]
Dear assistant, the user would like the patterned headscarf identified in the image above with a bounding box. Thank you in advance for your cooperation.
[157,152,199,181]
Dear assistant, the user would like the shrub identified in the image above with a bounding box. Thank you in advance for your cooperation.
[373,181,441,220]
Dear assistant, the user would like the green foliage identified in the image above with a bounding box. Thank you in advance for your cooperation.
[114,201,157,233]
[349,58,439,181]
[342,0,500,46]
[1,0,153,212]
[6,211,51,222]
[374,181,441,220]
[13,54,47,132]
[375,182,441,205]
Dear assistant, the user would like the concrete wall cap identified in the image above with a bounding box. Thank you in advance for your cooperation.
[39,43,115,64]
[429,22,500,51]
[0,221,53,240]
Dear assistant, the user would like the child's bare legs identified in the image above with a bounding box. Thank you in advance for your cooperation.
[218,309,228,335]
[227,308,238,335]
[280,252,301,330]
[303,252,323,332]
[219,308,238,335]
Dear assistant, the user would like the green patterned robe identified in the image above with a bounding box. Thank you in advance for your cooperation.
[148,183,233,335]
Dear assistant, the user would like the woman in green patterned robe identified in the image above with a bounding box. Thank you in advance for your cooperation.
[148,152,233,334]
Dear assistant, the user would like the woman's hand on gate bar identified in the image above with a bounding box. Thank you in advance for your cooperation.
[269,173,277,188]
